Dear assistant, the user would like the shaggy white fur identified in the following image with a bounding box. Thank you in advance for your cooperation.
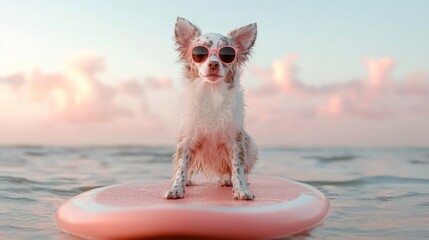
[164,17,258,200]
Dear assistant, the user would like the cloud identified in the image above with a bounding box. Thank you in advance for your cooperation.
[247,55,429,146]
[250,55,429,119]
[1,51,428,146]
[0,51,172,124]
[145,76,172,90]
[118,79,145,96]
[0,73,26,90]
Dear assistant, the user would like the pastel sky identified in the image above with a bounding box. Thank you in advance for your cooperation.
[1,0,428,147]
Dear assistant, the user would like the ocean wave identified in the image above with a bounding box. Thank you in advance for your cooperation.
[24,151,47,157]
[112,150,174,158]
[408,159,429,165]
[303,175,429,186]
[0,176,98,196]
[1,196,39,203]
[72,185,105,193]
[303,154,357,162]
[0,176,42,184]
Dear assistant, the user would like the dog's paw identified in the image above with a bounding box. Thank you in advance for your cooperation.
[185,180,194,186]
[218,179,233,187]
[233,188,255,200]
[163,186,185,199]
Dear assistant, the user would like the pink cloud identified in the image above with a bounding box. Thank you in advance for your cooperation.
[0,51,171,125]
[0,73,26,90]
[250,55,429,118]
[118,79,145,96]
[1,51,428,146]
[247,55,429,146]
[145,76,172,90]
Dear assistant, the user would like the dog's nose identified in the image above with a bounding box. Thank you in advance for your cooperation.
[208,61,219,70]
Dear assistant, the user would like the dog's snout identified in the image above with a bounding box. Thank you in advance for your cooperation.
[208,61,220,70]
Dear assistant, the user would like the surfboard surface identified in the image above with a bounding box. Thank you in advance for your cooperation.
[56,176,329,239]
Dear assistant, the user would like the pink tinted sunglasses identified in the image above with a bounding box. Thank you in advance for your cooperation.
[190,45,238,64]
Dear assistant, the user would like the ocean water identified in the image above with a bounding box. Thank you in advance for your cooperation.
[0,146,428,240]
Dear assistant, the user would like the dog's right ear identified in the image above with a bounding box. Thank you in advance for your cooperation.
[175,17,201,55]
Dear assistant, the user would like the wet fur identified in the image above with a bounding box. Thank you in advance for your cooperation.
[164,17,258,200]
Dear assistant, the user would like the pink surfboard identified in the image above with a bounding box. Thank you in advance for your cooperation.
[56,176,329,239]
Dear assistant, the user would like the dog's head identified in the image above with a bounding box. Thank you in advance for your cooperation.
[174,17,257,85]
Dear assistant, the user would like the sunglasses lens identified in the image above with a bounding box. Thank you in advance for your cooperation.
[192,46,209,63]
[219,46,236,63]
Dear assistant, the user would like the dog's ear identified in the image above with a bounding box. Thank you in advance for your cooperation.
[228,23,257,53]
[175,17,201,55]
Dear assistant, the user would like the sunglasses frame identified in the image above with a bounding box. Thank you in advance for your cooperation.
[190,45,239,64]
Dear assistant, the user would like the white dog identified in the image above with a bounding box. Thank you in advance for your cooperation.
[164,17,258,200]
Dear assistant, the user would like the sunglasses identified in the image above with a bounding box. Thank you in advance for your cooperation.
[191,45,238,64]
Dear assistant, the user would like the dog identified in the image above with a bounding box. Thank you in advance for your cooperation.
[164,17,258,200]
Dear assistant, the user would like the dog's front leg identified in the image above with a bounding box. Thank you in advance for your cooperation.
[164,140,190,199]
[231,132,255,200]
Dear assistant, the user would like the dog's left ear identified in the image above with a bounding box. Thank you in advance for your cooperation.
[228,23,257,52]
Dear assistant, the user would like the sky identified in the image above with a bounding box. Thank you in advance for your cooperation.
[0,0,428,147]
